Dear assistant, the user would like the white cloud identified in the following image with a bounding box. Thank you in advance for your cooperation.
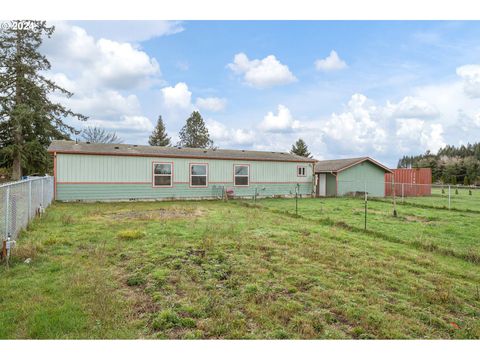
[322,94,387,153]
[259,105,301,133]
[207,120,255,146]
[93,39,160,89]
[72,20,184,43]
[386,96,439,119]
[196,97,227,112]
[396,119,445,152]
[40,21,164,144]
[228,53,297,88]
[161,82,192,109]
[456,64,480,98]
[43,22,161,91]
[315,50,347,72]
[88,115,154,133]
[62,90,141,118]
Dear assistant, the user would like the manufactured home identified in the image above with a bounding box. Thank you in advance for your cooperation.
[48,140,316,201]
[314,157,392,197]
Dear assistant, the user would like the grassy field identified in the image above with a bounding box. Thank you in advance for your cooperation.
[258,197,480,263]
[0,198,479,339]
[381,187,480,212]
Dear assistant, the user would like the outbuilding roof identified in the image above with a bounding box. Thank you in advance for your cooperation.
[48,140,316,163]
[314,157,392,173]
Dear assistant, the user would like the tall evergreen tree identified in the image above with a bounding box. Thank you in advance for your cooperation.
[177,111,213,148]
[0,21,87,179]
[149,115,171,146]
[81,126,123,144]
[290,138,312,158]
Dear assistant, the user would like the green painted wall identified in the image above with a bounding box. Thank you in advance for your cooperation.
[326,173,337,196]
[337,161,386,197]
[55,154,314,201]
[56,183,312,201]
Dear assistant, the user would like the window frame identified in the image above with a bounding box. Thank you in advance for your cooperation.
[189,163,208,188]
[234,164,250,187]
[297,165,307,177]
[152,162,173,188]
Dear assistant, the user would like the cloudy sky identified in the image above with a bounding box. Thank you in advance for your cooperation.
[42,21,480,167]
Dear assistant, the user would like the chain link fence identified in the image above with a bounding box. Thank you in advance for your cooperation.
[0,176,54,243]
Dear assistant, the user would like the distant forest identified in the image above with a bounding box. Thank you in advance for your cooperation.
[397,143,480,185]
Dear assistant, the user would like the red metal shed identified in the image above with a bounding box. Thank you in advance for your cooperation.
[385,168,432,197]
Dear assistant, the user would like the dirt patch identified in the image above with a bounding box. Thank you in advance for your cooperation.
[107,207,206,221]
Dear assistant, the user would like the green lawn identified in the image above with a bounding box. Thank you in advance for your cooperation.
[0,199,479,339]
[379,187,480,212]
[258,197,480,263]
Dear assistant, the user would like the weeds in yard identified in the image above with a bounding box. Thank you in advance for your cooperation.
[1,200,479,339]
[117,229,146,241]
[61,214,74,226]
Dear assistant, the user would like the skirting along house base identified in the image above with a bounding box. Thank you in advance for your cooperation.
[48,141,316,201]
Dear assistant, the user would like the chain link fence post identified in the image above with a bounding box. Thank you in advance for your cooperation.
[41,178,44,208]
[28,180,32,220]
[5,186,10,241]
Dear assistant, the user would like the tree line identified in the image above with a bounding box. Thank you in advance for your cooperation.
[0,21,313,181]
[398,143,480,185]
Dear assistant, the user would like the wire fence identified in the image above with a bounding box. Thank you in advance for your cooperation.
[329,180,480,212]
[0,176,54,243]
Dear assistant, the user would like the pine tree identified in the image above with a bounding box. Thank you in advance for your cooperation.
[81,126,123,144]
[178,111,213,148]
[0,21,87,179]
[149,115,171,146]
[290,138,312,158]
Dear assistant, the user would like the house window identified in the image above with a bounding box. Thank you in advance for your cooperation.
[153,163,172,187]
[234,165,249,186]
[297,166,306,177]
[190,164,208,187]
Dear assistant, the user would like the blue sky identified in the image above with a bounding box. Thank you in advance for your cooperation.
[43,21,480,167]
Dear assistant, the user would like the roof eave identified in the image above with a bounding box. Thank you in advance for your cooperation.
[336,157,392,173]
[48,149,316,163]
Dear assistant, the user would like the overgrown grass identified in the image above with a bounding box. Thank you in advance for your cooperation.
[256,197,480,263]
[375,187,480,212]
[0,199,479,339]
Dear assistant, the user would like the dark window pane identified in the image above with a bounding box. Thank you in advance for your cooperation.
[191,175,207,186]
[154,175,171,186]
[191,165,207,175]
[235,176,249,186]
[155,163,171,175]
[235,165,248,176]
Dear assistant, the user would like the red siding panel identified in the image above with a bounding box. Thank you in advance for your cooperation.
[385,168,432,196]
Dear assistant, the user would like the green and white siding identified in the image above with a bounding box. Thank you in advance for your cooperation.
[337,161,386,197]
[55,154,314,201]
